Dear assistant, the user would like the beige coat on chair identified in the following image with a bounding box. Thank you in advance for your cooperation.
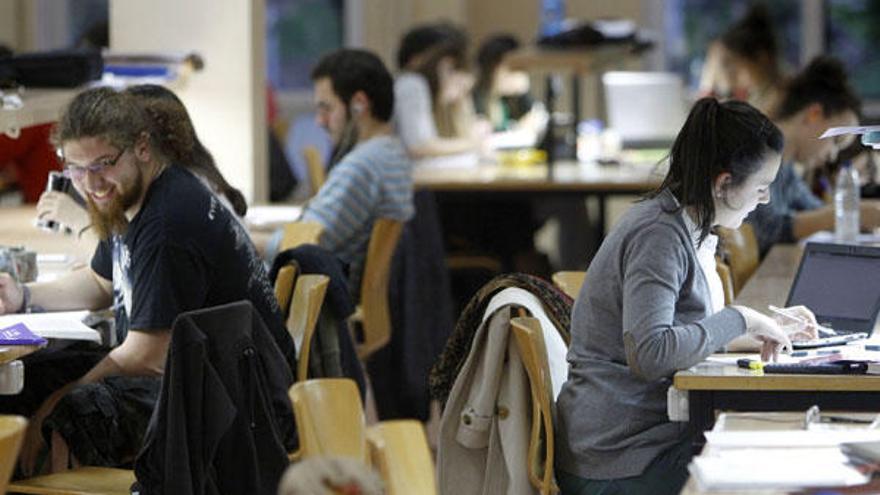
[438,288,567,495]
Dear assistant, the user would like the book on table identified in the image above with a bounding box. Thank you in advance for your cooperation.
[0,311,100,343]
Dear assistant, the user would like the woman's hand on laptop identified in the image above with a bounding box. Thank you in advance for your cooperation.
[770,305,820,342]
[733,306,793,362]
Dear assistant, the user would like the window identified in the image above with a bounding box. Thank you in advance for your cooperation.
[826,0,880,100]
[662,0,802,91]
[266,0,345,92]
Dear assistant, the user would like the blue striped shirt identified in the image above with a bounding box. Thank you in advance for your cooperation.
[302,135,414,292]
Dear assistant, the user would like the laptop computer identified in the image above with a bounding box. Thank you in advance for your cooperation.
[786,242,880,349]
[601,71,687,149]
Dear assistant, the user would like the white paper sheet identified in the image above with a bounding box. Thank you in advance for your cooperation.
[0,311,100,343]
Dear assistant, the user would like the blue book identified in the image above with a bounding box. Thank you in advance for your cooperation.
[0,322,48,346]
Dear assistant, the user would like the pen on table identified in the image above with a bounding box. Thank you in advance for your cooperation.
[736,358,764,371]
[767,305,836,335]
[865,344,880,352]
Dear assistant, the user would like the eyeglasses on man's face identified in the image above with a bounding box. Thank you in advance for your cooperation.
[61,147,128,180]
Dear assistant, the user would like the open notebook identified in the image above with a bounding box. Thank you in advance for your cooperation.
[0,311,100,343]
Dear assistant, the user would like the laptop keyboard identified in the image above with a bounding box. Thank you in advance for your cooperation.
[791,332,869,349]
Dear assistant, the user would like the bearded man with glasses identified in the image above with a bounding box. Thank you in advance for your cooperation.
[0,87,297,474]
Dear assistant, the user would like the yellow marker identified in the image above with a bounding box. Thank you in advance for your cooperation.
[737,358,764,372]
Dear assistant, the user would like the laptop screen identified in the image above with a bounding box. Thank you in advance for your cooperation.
[786,243,880,330]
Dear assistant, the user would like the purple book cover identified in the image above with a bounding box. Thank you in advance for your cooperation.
[0,322,47,346]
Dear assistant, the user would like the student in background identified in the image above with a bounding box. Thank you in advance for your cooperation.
[393,23,489,158]
[268,49,414,294]
[746,56,880,256]
[555,98,816,495]
[473,33,546,136]
[699,3,784,115]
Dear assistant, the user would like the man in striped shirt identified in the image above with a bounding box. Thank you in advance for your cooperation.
[302,49,414,293]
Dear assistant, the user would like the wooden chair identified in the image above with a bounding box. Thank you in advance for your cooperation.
[286,274,330,382]
[280,221,324,253]
[274,264,299,316]
[716,223,759,295]
[8,467,136,495]
[288,378,368,463]
[303,145,326,197]
[715,256,735,306]
[0,415,28,494]
[366,420,437,495]
[510,317,559,495]
[551,271,586,300]
[350,219,404,359]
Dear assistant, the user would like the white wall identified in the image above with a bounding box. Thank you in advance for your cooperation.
[110,0,267,202]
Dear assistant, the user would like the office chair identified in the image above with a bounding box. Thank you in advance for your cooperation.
[0,415,28,494]
[551,271,586,300]
[280,221,324,253]
[717,223,760,295]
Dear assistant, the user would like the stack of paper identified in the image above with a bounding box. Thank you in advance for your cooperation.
[690,430,877,491]
[690,447,868,491]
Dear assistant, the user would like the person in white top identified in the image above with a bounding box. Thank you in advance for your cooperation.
[393,23,489,159]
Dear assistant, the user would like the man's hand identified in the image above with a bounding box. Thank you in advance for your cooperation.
[36,191,91,236]
[0,272,24,315]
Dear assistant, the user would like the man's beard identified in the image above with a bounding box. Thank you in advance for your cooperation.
[87,168,144,241]
[329,118,358,167]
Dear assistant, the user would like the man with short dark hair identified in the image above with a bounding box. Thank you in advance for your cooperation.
[299,49,414,292]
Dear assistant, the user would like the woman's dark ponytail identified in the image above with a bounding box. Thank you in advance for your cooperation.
[653,97,783,243]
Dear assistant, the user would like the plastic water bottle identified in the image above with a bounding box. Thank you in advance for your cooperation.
[834,161,860,243]
[540,0,566,37]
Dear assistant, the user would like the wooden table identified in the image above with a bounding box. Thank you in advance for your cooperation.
[674,244,880,451]
[413,159,663,236]
[0,206,95,265]
[505,45,634,152]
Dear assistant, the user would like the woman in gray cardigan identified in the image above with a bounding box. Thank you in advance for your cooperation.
[555,98,818,495]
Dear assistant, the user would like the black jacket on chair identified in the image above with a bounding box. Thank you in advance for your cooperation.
[133,301,295,495]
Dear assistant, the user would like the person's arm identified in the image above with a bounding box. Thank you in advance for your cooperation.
[621,224,747,381]
[0,266,111,314]
[84,329,171,382]
[407,137,479,159]
[792,204,835,240]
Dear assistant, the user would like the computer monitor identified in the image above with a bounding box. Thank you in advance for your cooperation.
[601,71,687,148]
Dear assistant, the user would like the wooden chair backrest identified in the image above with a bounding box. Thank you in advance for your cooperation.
[9,467,135,495]
[366,420,437,495]
[0,415,27,493]
[715,256,735,306]
[280,221,324,253]
[274,264,298,316]
[717,223,759,295]
[303,146,326,197]
[354,218,403,359]
[288,378,368,463]
[551,271,586,300]
[510,317,559,495]
[286,274,330,382]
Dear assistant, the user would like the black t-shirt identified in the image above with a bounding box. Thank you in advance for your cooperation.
[91,165,296,371]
